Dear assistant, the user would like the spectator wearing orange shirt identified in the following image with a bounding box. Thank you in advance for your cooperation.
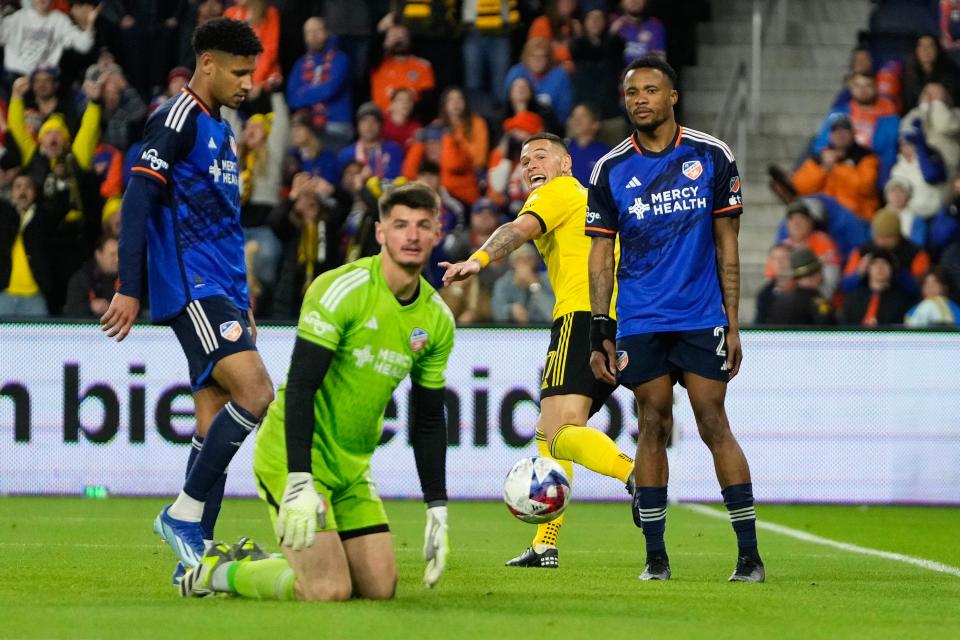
[842,208,931,296]
[370,25,436,117]
[527,0,581,74]
[402,123,480,205]
[792,113,881,220]
[225,0,282,112]
[813,71,900,185]
[438,86,489,171]
[765,201,842,298]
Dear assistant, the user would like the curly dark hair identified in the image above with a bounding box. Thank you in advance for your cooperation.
[192,17,264,57]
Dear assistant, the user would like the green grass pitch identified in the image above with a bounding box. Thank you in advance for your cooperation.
[2,497,959,640]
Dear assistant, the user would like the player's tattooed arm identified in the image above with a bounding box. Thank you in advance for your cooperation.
[714,216,743,378]
[481,214,542,262]
[713,216,741,327]
[588,236,616,315]
[440,215,541,286]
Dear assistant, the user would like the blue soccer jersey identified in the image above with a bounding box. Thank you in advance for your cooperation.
[586,126,743,337]
[127,87,246,321]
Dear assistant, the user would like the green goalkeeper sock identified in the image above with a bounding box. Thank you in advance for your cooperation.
[225,558,296,601]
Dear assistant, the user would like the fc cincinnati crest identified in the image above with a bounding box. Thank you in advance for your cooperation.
[730,176,741,193]
[229,135,238,156]
[220,320,243,342]
[410,327,428,352]
[616,350,629,371]
[682,160,703,180]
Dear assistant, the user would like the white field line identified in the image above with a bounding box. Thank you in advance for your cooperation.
[685,503,960,578]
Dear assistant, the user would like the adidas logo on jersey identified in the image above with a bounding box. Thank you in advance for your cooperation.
[365,316,379,330]
[208,137,217,150]
[626,176,642,189]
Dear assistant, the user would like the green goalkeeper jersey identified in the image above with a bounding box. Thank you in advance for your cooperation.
[257,255,456,486]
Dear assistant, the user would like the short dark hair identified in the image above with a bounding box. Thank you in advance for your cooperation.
[95,233,117,252]
[417,159,440,176]
[192,18,264,57]
[522,132,569,154]
[378,182,440,220]
[623,55,678,88]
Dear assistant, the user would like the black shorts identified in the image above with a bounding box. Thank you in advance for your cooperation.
[617,326,730,387]
[167,296,256,391]
[540,311,617,417]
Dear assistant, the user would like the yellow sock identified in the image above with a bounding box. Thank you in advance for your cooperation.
[532,429,572,551]
[551,424,634,483]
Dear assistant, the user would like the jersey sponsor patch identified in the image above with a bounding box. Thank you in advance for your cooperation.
[730,176,741,193]
[140,148,169,172]
[219,320,243,342]
[682,160,703,180]
[410,327,428,352]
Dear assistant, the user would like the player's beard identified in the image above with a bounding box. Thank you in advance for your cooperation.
[632,112,668,133]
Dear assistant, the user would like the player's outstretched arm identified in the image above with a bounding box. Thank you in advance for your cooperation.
[714,216,743,379]
[439,214,541,286]
[588,236,617,385]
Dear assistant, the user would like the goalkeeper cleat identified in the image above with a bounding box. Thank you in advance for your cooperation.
[232,537,271,562]
[179,541,233,598]
[171,562,186,586]
[505,546,559,569]
[729,553,766,583]
[639,554,671,581]
[625,472,636,497]
[153,504,205,569]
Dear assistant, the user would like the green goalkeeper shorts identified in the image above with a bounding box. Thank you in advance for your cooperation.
[253,441,390,539]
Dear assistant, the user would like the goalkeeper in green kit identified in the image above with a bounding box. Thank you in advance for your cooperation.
[180,183,456,600]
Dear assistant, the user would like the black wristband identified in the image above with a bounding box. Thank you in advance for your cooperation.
[590,314,617,353]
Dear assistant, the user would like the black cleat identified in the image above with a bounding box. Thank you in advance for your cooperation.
[639,554,671,581]
[625,472,636,496]
[505,546,559,568]
[729,553,765,583]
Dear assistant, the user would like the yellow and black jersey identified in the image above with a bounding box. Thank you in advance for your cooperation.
[518,175,615,320]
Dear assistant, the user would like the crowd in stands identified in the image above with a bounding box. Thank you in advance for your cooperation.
[4,0,954,329]
[0,0,692,324]
[763,0,960,328]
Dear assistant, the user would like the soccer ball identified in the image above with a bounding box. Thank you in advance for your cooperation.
[503,456,571,524]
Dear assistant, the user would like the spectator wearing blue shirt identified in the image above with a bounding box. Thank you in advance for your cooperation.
[287,110,340,187]
[337,102,404,180]
[504,38,573,125]
[286,17,353,151]
[610,0,667,64]
[565,103,610,185]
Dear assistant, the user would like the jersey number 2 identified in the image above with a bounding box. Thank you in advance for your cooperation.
[714,326,727,358]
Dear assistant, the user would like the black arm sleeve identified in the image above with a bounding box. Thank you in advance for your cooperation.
[409,383,448,505]
[284,337,335,474]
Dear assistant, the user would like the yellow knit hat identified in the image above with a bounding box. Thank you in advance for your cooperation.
[37,114,71,143]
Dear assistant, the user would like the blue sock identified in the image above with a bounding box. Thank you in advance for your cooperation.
[185,435,203,479]
[185,434,227,539]
[183,401,259,502]
[722,482,758,554]
[634,486,668,557]
[201,473,227,540]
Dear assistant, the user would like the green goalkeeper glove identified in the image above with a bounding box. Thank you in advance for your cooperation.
[276,472,327,551]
